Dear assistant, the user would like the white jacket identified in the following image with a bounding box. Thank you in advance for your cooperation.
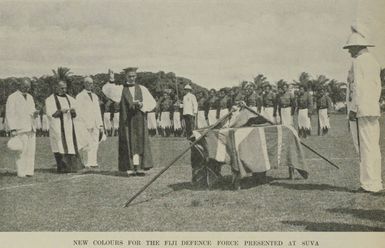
[348,51,381,117]
[76,90,103,129]
[183,92,198,116]
[5,90,36,133]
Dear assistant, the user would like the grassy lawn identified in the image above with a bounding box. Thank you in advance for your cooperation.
[0,114,384,231]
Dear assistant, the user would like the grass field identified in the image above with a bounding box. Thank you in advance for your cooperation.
[0,114,384,231]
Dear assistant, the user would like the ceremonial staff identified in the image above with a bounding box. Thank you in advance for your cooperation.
[243,105,339,169]
[124,108,235,207]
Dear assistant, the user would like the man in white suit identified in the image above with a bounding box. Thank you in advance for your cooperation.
[344,23,383,193]
[76,77,104,168]
[5,79,39,177]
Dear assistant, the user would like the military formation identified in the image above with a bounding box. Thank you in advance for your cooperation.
[148,81,333,139]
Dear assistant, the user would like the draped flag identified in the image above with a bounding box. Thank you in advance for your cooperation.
[193,124,308,179]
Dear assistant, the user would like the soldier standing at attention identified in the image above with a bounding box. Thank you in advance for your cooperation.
[262,83,276,123]
[296,85,313,138]
[196,91,208,129]
[316,87,332,135]
[276,83,295,126]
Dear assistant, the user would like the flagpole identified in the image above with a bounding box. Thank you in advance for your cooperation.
[123,108,235,207]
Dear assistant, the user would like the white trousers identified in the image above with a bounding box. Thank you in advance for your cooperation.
[15,132,36,177]
[112,113,120,129]
[350,117,383,192]
[103,113,112,130]
[318,109,330,129]
[83,128,99,167]
[280,107,293,126]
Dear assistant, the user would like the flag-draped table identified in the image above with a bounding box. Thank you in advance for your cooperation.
[191,124,308,188]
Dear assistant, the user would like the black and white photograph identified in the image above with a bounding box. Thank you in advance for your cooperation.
[0,0,384,244]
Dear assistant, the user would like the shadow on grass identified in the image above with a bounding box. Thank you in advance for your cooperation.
[270,182,353,193]
[282,220,385,231]
[0,171,17,178]
[168,175,275,191]
[328,208,385,223]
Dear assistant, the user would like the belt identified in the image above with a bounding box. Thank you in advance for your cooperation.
[280,105,291,108]
[298,107,308,110]
[319,107,328,110]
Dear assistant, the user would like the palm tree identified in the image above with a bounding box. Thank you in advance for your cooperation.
[253,74,268,89]
[328,79,346,104]
[293,72,311,90]
[311,75,329,93]
[52,67,73,95]
[276,79,287,89]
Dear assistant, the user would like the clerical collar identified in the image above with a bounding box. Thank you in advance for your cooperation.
[124,82,136,87]
[56,93,66,97]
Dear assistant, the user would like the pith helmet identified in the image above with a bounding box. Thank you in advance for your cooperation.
[343,22,374,49]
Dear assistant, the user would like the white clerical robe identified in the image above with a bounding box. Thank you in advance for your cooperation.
[102,83,156,112]
[45,94,90,154]
[5,90,36,177]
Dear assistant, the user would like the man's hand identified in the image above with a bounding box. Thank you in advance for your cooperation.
[61,108,70,114]
[33,110,40,118]
[10,130,17,137]
[348,111,357,121]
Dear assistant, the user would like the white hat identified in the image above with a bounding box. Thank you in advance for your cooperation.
[343,22,374,49]
[184,84,192,90]
[7,136,23,151]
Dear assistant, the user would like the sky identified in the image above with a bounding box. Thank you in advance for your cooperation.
[0,0,384,89]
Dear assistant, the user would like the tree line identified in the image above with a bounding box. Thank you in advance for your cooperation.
[1,67,384,114]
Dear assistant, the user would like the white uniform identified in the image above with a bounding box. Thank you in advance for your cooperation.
[76,90,103,167]
[42,114,49,131]
[5,90,36,177]
[347,51,383,192]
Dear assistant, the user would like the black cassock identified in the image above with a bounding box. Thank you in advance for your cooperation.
[118,85,153,171]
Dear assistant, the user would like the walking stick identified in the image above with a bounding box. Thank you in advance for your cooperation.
[123,108,236,207]
[243,105,339,169]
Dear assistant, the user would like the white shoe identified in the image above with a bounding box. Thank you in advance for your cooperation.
[126,170,135,175]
